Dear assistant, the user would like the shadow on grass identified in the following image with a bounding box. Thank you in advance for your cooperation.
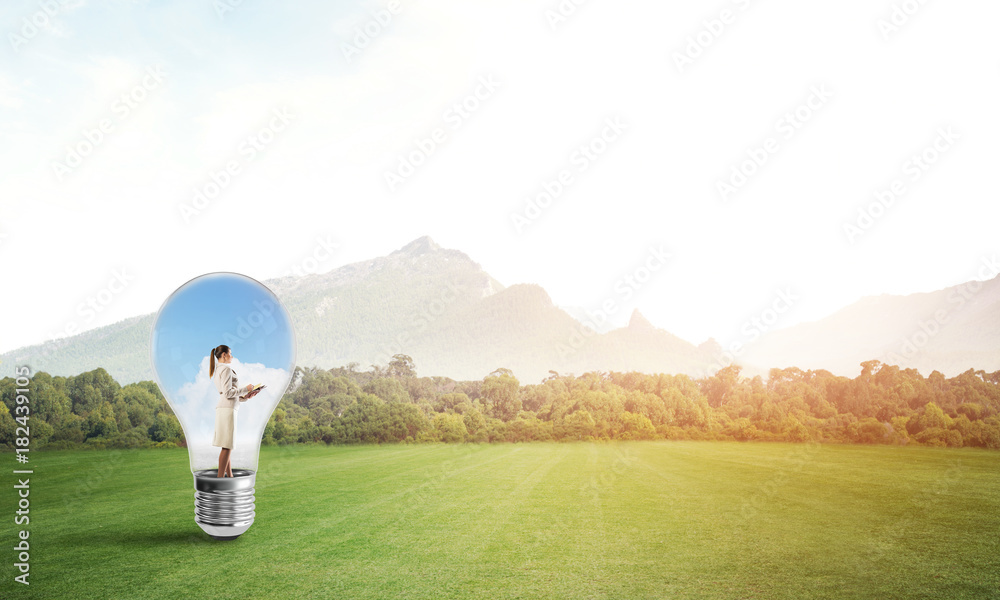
[59,527,243,548]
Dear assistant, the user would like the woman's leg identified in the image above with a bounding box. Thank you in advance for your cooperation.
[218,448,231,477]
[225,453,233,477]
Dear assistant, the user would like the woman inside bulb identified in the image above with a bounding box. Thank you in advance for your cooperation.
[209,344,255,478]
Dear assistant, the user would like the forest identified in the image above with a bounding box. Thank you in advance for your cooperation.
[2,356,999,450]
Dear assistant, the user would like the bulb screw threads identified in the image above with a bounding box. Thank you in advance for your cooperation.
[193,469,256,540]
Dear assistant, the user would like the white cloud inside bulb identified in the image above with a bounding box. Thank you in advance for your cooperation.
[175,356,290,472]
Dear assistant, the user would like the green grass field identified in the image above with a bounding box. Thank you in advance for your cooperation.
[2,441,999,600]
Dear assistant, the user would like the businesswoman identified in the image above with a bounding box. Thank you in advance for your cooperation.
[209,344,254,478]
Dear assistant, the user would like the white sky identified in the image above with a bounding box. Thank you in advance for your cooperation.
[1,0,998,355]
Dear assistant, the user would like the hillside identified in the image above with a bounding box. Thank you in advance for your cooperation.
[743,275,1000,377]
[0,237,719,383]
[4,238,996,383]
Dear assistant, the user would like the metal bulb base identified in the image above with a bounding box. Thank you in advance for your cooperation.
[193,469,256,540]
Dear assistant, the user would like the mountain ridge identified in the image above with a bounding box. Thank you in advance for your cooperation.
[2,238,997,383]
[744,272,1000,376]
[0,237,717,383]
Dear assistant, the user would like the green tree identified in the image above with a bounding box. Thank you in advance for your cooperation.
[388,354,417,379]
[910,402,951,434]
[433,412,467,442]
[481,369,521,421]
[26,373,72,429]
[436,392,470,413]
[618,411,655,440]
[86,402,119,439]
[854,417,886,444]
[558,410,596,440]
[0,402,18,447]
[148,412,182,443]
[68,368,121,415]
[463,407,486,437]
[701,365,742,407]
[726,417,757,441]
[363,378,410,403]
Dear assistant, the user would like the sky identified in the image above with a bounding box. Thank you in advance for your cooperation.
[2,0,999,356]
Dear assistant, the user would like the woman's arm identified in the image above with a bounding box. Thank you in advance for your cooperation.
[221,365,253,402]
[220,365,242,401]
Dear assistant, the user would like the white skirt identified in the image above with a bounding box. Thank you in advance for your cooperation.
[213,407,235,449]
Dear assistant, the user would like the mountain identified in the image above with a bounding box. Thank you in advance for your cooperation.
[262,235,506,373]
[5,238,996,384]
[741,274,1000,377]
[0,237,720,384]
[0,314,156,384]
[557,305,619,334]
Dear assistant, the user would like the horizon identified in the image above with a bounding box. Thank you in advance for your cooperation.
[2,0,998,360]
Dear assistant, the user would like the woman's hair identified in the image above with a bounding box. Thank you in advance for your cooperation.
[209,344,231,378]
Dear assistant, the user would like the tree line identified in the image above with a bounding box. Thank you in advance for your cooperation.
[2,356,999,450]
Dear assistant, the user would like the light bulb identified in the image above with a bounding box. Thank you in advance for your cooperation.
[150,272,296,540]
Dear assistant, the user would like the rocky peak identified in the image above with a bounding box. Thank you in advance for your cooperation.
[627,309,655,331]
[394,236,441,256]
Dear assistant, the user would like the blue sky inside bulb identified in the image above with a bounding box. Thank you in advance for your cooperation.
[150,272,296,473]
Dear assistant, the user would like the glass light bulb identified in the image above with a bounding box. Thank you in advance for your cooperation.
[149,272,296,540]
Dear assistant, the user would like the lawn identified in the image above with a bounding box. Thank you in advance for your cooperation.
[2,441,998,599]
